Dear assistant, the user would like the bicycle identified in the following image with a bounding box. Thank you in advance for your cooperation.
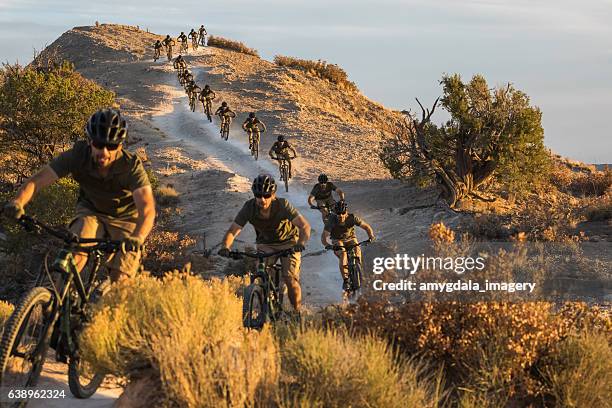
[0,215,140,404]
[326,239,370,298]
[225,248,294,329]
[190,35,198,50]
[179,41,188,54]
[310,202,336,224]
[219,116,232,140]
[271,154,296,192]
[165,44,173,61]
[245,126,264,160]
[189,91,199,112]
[202,98,213,122]
[153,47,161,62]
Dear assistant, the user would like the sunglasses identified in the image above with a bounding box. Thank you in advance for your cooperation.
[91,140,121,151]
[254,193,272,199]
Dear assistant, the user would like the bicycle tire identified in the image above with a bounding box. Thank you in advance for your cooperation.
[242,284,266,330]
[223,123,229,141]
[68,357,105,399]
[350,261,362,293]
[0,287,53,399]
[283,167,289,192]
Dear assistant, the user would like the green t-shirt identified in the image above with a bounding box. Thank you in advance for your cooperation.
[49,141,150,218]
[324,213,363,241]
[234,198,300,244]
[310,182,337,200]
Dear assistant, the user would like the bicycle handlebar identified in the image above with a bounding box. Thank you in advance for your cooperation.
[225,247,296,260]
[326,239,371,252]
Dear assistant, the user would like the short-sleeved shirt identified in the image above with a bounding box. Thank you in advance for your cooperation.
[243,118,263,130]
[271,141,291,155]
[310,182,337,200]
[324,213,363,241]
[234,198,299,244]
[50,141,150,218]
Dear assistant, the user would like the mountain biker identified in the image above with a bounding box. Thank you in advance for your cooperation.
[321,201,375,292]
[177,31,188,49]
[180,69,193,86]
[199,85,216,120]
[218,174,311,312]
[198,25,208,46]
[215,101,236,128]
[173,55,186,71]
[308,174,345,223]
[188,29,198,46]
[242,112,267,150]
[269,135,297,180]
[2,109,156,283]
[186,81,201,107]
[153,40,163,60]
[162,34,175,49]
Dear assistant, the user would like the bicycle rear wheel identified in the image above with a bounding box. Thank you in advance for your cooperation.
[242,284,266,329]
[0,287,53,401]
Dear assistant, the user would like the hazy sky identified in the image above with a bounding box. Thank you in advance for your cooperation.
[1,0,610,163]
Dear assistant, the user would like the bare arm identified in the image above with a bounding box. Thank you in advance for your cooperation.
[359,221,375,240]
[12,165,59,208]
[335,187,345,201]
[289,146,298,158]
[321,229,331,247]
[307,194,316,206]
[131,185,156,242]
[259,121,267,132]
[221,222,243,250]
[291,215,310,247]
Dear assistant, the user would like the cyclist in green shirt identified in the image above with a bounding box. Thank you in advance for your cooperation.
[242,112,267,150]
[219,174,310,311]
[322,201,375,291]
[2,109,156,282]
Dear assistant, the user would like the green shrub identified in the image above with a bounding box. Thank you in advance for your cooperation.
[274,55,356,91]
[280,328,440,407]
[207,36,259,57]
[0,63,115,181]
[541,331,612,407]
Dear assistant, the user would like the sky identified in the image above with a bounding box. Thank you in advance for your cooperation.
[0,0,610,163]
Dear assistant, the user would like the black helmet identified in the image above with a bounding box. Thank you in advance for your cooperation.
[221,101,228,107]
[252,174,277,195]
[165,34,170,38]
[204,84,210,89]
[277,135,285,142]
[318,174,328,183]
[86,108,127,146]
[334,201,347,214]
[249,112,256,119]
[180,31,184,35]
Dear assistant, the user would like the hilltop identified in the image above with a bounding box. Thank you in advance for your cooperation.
[36,23,402,181]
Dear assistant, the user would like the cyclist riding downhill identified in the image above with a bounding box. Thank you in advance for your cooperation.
[215,101,236,140]
[173,54,186,74]
[153,39,163,61]
[321,201,375,295]
[177,31,188,54]
[308,173,345,223]
[198,24,208,46]
[188,28,199,50]
[199,84,216,122]
[180,69,193,87]
[242,112,267,159]
[269,135,297,182]
[218,174,311,315]
[186,81,201,112]
[162,34,175,60]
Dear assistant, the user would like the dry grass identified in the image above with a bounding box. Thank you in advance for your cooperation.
[541,331,612,407]
[551,165,612,197]
[155,185,179,207]
[0,300,14,335]
[207,35,259,57]
[274,55,356,91]
[584,194,612,221]
[279,327,442,408]
[79,273,278,407]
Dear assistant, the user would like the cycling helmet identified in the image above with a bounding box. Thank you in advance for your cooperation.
[277,135,285,142]
[318,174,328,183]
[86,108,128,146]
[180,31,184,35]
[249,112,256,119]
[334,201,347,215]
[252,174,277,195]
[221,101,228,107]
[165,34,170,38]
[204,84,210,89]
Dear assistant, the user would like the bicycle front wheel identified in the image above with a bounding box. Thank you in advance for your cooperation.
[0,287,53,398]
[349,261,363,294]
[242,284,266,330]
[68,356,105,399]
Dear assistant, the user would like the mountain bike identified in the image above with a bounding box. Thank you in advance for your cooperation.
[165,44,173,61]
[310,201,336,224]
[225,248,294,329]
[271,154,296,192]
[326,239,370,298]
[189,91,199,112]
[190,35,198,50]
[153,47,161,62]
[199,32,207,46]
[245,127,264,160]
[0,215,139,405]
[179,41,188,54]
[202,98,213,122]
[219,115,233,140]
